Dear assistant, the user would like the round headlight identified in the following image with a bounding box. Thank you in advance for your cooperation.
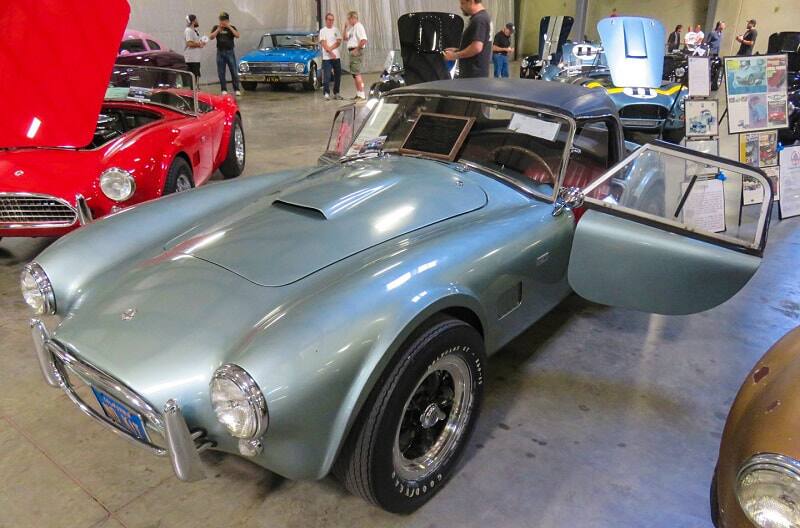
[521,58,529,68]
[239,61,249,73]
[295,62,305,73]
[99,168,135,202]
[737,454,800,528]
[210,364,268,439]
[20,263,55,315]
[675,67,686,78]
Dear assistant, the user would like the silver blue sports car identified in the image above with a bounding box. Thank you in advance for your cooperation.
[22,78,773,513]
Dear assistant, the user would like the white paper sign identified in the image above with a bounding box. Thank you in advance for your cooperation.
[508,114,561,142]
[779,146,800,218]
[346,102,398,156]
[688,56,711,97]
[682,178,726,233]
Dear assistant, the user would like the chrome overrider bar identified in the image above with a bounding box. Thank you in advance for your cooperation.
[30,319,212,482]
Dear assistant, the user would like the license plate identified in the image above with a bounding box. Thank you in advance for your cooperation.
[266,76,281,83]
[91,387,150,442]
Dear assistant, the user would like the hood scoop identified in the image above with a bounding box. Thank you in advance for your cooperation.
[166,157,487,287]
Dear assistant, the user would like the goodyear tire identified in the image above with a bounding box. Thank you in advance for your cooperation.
[334,315,485,513]
[710,469,720,527]
[163,157,194,195]
[219,115,245,179]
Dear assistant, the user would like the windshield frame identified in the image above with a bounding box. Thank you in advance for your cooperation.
[106,64,199,116]
[258,33,318,50]
[364,92,577,202]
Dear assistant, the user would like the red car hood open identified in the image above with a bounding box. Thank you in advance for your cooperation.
[0,0,129,149]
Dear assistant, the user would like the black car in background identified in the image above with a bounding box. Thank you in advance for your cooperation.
[768,32,800,145]
[662,47,724,91]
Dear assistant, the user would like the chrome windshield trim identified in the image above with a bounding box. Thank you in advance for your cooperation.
[369,92,579,203]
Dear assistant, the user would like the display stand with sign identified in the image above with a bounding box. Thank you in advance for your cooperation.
[779,145,800,219]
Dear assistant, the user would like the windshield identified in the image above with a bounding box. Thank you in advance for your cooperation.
[259,33,317,50]
[106,65,197,114]
[352,94,572,198]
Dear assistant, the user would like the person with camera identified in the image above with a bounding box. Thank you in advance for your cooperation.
[210,12,241,96]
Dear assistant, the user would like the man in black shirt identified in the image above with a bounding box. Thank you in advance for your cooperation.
[736,19,758,56]
[492,23,515,78]
[210,12,241,95]
[444,0,492,78]
[667,25,682,53]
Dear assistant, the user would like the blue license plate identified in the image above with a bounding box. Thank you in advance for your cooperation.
[91,387,150,442]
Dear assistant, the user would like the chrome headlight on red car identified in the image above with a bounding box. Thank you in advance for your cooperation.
[100,168,135,202]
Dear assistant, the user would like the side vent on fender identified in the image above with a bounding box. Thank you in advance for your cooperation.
[497,282,523,319]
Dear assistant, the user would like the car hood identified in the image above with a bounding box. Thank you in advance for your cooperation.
[597,16,665,89]
[241,48,317,62]
[0,148,102,196]
[164,156,487,287]
[0,0,129,149]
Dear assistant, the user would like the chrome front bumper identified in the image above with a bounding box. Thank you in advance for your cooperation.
[30,319,212,482]
[239,72,307,83]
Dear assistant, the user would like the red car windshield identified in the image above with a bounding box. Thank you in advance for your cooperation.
[106,65,197,114]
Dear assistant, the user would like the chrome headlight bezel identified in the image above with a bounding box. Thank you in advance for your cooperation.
[737,453,800,528]
[521,58,529,69]
[99,167,135,202]
[20,263,56,315]
[295,62,305,73]
[210,364,268,439]
[239,61,249,73]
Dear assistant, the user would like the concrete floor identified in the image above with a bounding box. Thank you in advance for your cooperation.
[2,73,799,528]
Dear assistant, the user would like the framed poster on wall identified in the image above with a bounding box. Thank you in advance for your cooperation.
[724,54,789,134]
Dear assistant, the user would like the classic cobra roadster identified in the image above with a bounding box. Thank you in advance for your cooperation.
[23,73,776,520]
[711,327,800,527]
[0,63,245,241]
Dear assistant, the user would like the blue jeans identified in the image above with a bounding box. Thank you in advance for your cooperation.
[322,59,342,95]
[493,54,509,78]
[216,49,240,92]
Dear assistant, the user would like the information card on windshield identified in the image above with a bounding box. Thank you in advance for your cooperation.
[400,113,475,161]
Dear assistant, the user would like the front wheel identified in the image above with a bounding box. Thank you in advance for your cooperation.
[304,63,319,91]
[333,316,485,513]
[163,157,194,195]
[219,115,245,179]
[241,81,258,91]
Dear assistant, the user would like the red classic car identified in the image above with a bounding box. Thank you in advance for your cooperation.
[0,0,245,237]
[117,29,188,70]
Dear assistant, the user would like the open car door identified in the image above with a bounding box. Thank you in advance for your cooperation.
[565,141,773,315]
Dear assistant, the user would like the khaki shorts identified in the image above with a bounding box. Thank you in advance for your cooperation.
[349,49,365,74]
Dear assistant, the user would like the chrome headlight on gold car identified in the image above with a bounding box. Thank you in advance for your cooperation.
[100,168,135,202]
[20,263,55,315]
[737,454,800,528]
[210,364,268,439]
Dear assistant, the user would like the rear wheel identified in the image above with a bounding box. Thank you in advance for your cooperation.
[241,81,258,91]
[304,63,319,91]
[163,157,194,195]
[219,116,245,179]
[333,316,485,513]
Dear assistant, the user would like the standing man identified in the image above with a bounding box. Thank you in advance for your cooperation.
[684,24,698,51]
[736,19,758,56]
[210,12,241,96]
[184,14,204,82]
[444,0,492,79]
[694,24,705,49]
[343,11,368,100]
[704,21,725,56]
[667,25,682,53]
[319,13,343,100]
[491,23,514,78]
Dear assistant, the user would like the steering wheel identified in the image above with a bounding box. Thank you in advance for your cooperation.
[491,145,556,184]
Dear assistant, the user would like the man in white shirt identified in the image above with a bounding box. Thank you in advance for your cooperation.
[693,24,704,51]
[684,26,697,51]
[184,14,205,81]
[319,13,343,100]
[343,11,368,100]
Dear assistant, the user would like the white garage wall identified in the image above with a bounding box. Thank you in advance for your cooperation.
[128,0,513,83]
